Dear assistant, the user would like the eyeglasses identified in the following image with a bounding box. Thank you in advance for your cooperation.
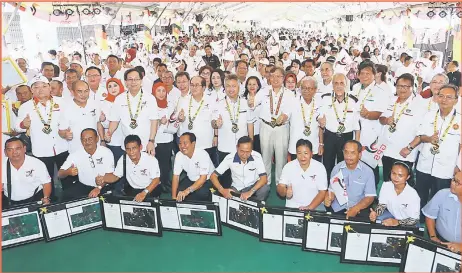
[437,94,457,100]
[89,156,95,168]
[126,78,141,82]
[396,85,412,89]
[452,178,461,186]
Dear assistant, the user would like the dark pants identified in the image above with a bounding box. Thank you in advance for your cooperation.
[290,153,322,163]
[155,142,173,193]
[37,151,69,198]
[231,184,270,201]
[62,181,113,202]
[253,134,261,154]
[218,150,232,189]
[329,205,372,219]
[323,130,353,179]
[172,134,180,155]
[177,175,212,202]
[415,170,451,222]
[205,146,219,167]
[124,183,162,199]
[382,156,414,186]
[107,144,124,163]
[2,189,43,209]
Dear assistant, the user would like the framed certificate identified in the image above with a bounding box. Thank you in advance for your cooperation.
[158,199,222,236]
[2,203,44,249]
[212,191,264,237]
[340,223,425,267]
[39,197,102,241]
[259,206,305,246]
[100,195,162,237]
[400,234,461,272]
[302,212,369,255]
[2,57,27,88]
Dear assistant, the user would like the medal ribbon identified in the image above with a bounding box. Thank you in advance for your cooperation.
[188,96,204,125]
[332,95,348,124]
[269,88,285,119]
[300,97,315,127]
[225,96,240,125]
[3,99,11,132]
[433,109,456,144]
[391,98,410,126]
[359,86,373,109]
[33,98,54,127]
[127,91,143,121]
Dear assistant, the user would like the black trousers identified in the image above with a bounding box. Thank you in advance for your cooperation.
[124,183,162,198]
[382,156,414,186]
[107,144,124,163]
[172,134,180,155]
[415,170,451,222]
[253,134,261,154]
[329,205,372,219]
[323,130,353,179]
[155,142,173,192]
[177,175,212,202]
[2,189,43,209]
[61,181,113,202]
[218,150,232,189]
[290,153,322,163]
[37,151,69,198]
[205,146,219,167]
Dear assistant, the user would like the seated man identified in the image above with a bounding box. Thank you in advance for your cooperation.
[324,140,376,219]
[99,135,162,202]
[422,171,462,254]
[2,138,51,208]
[277,139,327,210]
[172,132,215,202]
[369,162,420,227]
[58,128,114,200]
[210,136,269,201]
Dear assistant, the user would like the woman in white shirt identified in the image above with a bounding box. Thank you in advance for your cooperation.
[244,76,263,153]
[284,72,298,95]
[100,78,125,162]
[152,82,176,193]
[371,48,382,64]
[369,162,420,227]
[207,69,226,103]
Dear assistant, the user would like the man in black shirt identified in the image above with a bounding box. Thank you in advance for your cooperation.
[447,61,461,87]
[202,44,221,69]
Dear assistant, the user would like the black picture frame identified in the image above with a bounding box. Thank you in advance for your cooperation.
[39,197,103,242]
[339,223,425,267]
[100,195,162,237]
[301,211,370,255]
[2,202,44,249]
[400,234,461,272]
[259,206,305,246]
[212,191,264,237]
[158,199,222,236]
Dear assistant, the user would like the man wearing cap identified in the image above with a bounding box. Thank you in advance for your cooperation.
[15,76,69,198]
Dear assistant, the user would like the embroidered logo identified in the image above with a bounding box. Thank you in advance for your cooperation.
[96,157,103,164]
[25,169,34,177]
[140,169,148,176]
[90,109,96,116]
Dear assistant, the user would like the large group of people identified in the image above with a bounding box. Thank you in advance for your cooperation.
[2,28,461,254]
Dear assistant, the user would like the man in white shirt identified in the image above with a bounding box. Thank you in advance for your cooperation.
[2,137,52,208]
[99,135,162,202]
[278,139,327,211]
[85,66,107,104]
[317,62,334,95]
[62,69,79,102]
[210,136,269,201]
[172,132,215,202]
[58,128,114,200]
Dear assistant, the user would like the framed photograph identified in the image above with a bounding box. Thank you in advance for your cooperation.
[158,199,222,236]
[39,197,102,241]
[2,56,27,88]
[212,191,264,237]
[259,206,305,246]
[2,203,44,249]
[100,195,162,237]
[340,223,424,267]
[400,234,461,272]
[302,212,369,255]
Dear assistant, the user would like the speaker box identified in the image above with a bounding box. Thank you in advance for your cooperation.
[345,15,353,22]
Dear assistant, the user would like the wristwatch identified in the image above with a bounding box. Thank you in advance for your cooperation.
[406,145,414,151]
[143,189,149,194]
[149,139,155,143]
[319,143,325,146]
[97,186,102,190]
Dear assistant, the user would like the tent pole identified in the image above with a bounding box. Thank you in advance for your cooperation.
[150,3,171,32]
[443,13,453,64]
[105,2,124,30]
[181,3,196,25]
[76,6,88,65]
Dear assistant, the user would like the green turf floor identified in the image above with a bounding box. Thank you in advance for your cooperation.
[2,167,400,272]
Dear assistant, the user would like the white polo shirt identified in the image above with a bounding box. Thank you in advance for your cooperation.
[173,148,215,181]
[156,105,175,144]
[288,95,322,154]
[320,93,360,134]
[255,86,295,125]
[59,100,101,153]
[381,95,426,162]
[177,95,214,150]
[213,96,255,154]
[108,90,160,150]
[214,151,267,190]
[205,87,226,103]
[279,159,328,209]
[15,97,68,157]
[114,152,161,189]
[88,85,108,105]
[416,108,461,179]
[100,100,124,147]
[378,182,420,221]
[60,146,115,187]
[2,155,51,201]
[317,80,333,96]
[423,97,440,113]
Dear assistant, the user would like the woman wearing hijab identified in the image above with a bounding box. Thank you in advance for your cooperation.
[124,47,141,68]
[100,78,125,162]
[284,72,298,95]
[152,82,176,193]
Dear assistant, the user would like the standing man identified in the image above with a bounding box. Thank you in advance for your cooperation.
[85,66,107,103]
[202,44,221,69]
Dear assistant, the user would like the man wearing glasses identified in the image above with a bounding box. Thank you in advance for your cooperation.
[422,171,462,254]
[58,128,114,201]
[408,84,461,221]
[379,73,426,184]
[85,66,107,104]
[105,68,159,156]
